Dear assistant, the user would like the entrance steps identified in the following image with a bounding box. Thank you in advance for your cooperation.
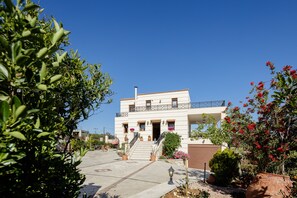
[129,141,154,160]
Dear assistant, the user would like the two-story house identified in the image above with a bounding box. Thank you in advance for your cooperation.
[114,87,226,169]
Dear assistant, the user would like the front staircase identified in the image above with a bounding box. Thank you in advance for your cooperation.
[129,141,154,160]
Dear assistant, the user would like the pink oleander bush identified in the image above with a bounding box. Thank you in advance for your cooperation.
[174,151,190,160]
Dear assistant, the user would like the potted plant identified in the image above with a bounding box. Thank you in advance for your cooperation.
[122,151,128,160]
[225,62,295,197]
[168,126,174,131]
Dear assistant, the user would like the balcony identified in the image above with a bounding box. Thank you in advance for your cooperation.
[115,100,225,117]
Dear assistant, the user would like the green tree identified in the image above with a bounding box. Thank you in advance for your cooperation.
[0,0,112,197]
[191,114,232,146]
[163,132,181,157]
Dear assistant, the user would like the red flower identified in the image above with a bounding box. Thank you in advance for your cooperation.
[269,154,276,161]
[248,99,254,103]
[266,61,275,70]
[250,82,254,86]
[257,92,263,98]
[277,147,284,152]
[257,82,264,90]
[266,61,272,66]
[243,103,248,107]
[265,130,270,135]
[255,142,261,149]
[224,116,231,123]
[239,129,244,134]
[234,106,239,111]
[247,123,256,131]
[283,65,292,71]
[228,101,232,106]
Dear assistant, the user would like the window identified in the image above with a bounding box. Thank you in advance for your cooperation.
[146,100,151,110]
[123,124,128,133]
[129,105,135,112]
[168,121,175,131]
[172,98,178,108]
[139,123,145,131]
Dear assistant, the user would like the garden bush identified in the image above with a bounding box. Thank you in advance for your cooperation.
[209,148,241,186]
[163,132,181,157]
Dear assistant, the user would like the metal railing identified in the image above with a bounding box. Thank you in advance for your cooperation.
[116,100,225,117]
[129,132,140,148]
[151,132,167,158]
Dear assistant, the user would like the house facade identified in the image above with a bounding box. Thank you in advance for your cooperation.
[114,87,226,154]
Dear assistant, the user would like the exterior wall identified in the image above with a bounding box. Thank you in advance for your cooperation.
[114,89,226,152]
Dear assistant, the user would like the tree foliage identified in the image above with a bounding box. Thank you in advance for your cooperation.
[191,114,232,146]
[0,0,112,197]
[163,132,181,157]
[224,62,297,174]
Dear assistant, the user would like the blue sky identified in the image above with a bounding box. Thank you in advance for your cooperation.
[39,0,297,134]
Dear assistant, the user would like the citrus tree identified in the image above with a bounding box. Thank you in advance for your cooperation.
[0,0,112,197]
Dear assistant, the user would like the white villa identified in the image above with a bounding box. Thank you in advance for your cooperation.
[114,87,226,169]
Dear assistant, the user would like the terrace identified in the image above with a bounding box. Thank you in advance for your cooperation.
[116,100,225,117]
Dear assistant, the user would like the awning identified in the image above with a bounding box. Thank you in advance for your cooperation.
[166,119,176,122]
[122,122,128,125]
[137,120,146,123]
[151,119,161,123]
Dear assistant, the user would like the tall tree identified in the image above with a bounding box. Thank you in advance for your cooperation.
[0,0,112,197]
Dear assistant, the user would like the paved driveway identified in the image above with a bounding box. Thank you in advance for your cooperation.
[78,150,208,198]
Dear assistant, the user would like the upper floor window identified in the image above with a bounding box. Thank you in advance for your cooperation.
[139,122,145,131]
[172,98,178,108]
[129,105,135,112]
[146,100,151,110]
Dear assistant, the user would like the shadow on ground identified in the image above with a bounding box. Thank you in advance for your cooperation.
[79,183,101,198]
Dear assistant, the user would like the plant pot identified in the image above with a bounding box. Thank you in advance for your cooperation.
[124,135,128,142]
[148,135,151,141]
[150,154,156,161]
[246,172,293,198]
[207,174,216,184]
[122,154,128,160]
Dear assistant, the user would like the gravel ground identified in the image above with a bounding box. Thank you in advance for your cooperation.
[188,181,246,198]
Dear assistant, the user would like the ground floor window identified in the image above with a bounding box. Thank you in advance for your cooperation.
[123,124,128,133]
[168,121,175,131]
[139,122,145,131]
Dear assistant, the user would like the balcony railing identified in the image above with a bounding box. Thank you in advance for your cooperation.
[115,100,225,117]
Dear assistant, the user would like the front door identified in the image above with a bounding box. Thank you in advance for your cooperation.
[152,122,160,141]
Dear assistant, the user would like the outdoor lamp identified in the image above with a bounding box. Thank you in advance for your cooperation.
[168,166,175,185]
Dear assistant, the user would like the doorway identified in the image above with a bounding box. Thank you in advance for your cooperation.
[152,122,160,141]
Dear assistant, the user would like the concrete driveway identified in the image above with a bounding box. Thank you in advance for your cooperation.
[78,150,208,198]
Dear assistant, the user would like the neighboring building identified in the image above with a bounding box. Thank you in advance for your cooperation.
[114,87,226,156]
[72,130,89,141]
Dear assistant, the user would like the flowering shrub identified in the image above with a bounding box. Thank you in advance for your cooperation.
[168,126,174,131]
[224,62,297,174]
[173,151,190,160]
[130,128,134,132]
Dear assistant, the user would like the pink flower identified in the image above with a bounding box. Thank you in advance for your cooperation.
[250,82,254,86]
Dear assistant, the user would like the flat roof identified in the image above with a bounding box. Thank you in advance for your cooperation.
[120,89,189,101]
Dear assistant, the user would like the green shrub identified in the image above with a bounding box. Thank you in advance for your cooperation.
[163,132,181,157]
[70,139,87,151]
[209,148,241,186]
